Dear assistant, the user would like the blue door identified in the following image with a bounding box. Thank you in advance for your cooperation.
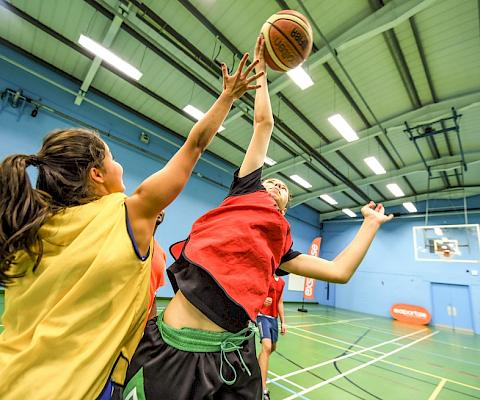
[431,283,473,331]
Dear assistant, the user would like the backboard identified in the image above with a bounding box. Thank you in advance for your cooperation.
[413,224,480,263]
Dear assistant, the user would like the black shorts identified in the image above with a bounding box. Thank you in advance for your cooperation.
[116,318,262,400]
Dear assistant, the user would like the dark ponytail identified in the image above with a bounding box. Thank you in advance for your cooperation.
[0,128,106,286]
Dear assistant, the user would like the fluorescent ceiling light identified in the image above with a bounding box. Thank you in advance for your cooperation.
[434,227,443,236]
[328,114,359,142]
[387,183,405,197]
[364,156,386,175]
[183,105,225,132]
[78,34,142,81]
[342,208,356,217]
[264,156,277,166]
[289,174,312,189]
[320,194,338,205]
[287,65,314,90]
[403,202,417,213]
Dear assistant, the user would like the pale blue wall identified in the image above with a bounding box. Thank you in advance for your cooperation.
[0,43,320,300]
[321,209,480,334]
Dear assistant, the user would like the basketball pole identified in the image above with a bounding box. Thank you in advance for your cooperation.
[298,295,308,313]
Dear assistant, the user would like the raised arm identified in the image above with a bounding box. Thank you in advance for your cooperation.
[126,54,264,252]
[280,202,393,283]
[238,35,274,178]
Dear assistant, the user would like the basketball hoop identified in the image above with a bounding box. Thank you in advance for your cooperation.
[440,249,453,259]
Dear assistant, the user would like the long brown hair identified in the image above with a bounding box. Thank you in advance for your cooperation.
[0,128,106,286]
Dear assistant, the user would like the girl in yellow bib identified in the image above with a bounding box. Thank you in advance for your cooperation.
[0,55,263,400]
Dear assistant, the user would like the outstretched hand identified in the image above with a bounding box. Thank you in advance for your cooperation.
[361,201,394,225]
[254,34,266,73]
[221,52,264,100]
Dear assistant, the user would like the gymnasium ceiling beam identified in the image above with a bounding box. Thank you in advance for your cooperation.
[175,0,372,202]
[319,186,480,221]
[264,91,480,176]
[0,1,252,156]
[84,0,343,200]
[0,37,236,175]
[85,0,311,159]
[369,0,450,188]
[223,0,438,125]
[297,1,419,197]
[291,152,480,207]
[74,2,130,105]
[409,16,462,186]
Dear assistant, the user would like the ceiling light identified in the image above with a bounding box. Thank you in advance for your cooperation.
[342,208,356,217]
[264,156,277,166]
[328,114,359,142]
[290,174,312,189]
[183,105,225,132]
[287,65,314,90]
[78,34,142,81]
[364,156,386,175]
[320,194,338,205]
[403,202,417,213]
[386,183,404,197]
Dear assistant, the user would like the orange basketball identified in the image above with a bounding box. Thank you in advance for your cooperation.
[261,10,313,72]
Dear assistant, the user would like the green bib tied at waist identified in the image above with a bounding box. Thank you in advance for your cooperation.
[157,313,258,385]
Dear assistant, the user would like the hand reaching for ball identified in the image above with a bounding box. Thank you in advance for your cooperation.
[254,35,266,73]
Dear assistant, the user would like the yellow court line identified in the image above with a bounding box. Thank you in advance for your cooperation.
[428,379,447,400]
[289,325,480,369]
[272,328,428,382]
[283,331,439,400]
[286,329,480,392]
[284,308,480,352]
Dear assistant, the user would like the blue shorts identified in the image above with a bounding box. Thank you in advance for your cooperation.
[256,315,278,343]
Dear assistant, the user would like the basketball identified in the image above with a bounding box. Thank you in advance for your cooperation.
[261,10,313,72]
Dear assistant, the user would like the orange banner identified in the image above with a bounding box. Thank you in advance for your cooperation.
[304,237,321,299]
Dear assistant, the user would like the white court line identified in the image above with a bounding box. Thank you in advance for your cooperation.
[270,327,428,383]
[268,371,307,391]
[343,320,480,353]
[283,331,439,399]
[286,327,480,393]
[289,325,387,354]
[428,378,447,400]
[267,371,310,400]
[288,317,372,328]
[291,325,480,368]
[289,310,480,354]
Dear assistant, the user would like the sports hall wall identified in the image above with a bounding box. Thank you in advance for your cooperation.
[320,207,480,334]
[0,42,320,300]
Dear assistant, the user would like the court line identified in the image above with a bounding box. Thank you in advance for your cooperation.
[285,328,480,393]
[268,371,307,391]
[270,327,429,383]
[285,310,480,354]
[282,331,439,399]
[267,371,310,400]
[289,325,480,368]
[343,320,480,353]
[428,379,447,400]
[288,317,372,328]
